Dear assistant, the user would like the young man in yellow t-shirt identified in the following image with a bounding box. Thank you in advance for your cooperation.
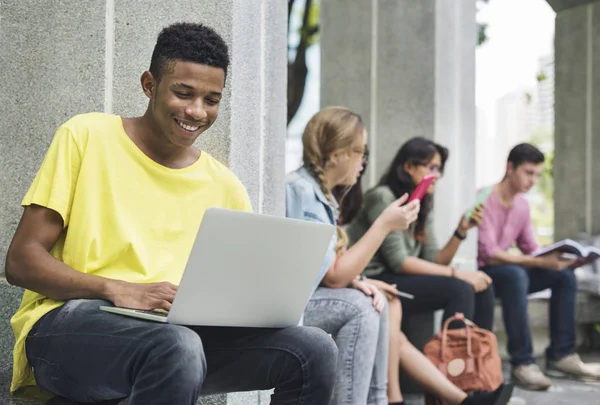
[5,22,337,405]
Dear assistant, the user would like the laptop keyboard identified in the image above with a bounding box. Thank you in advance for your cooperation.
[134,309,168,317]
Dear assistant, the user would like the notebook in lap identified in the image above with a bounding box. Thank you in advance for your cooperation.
[100,207,335,328]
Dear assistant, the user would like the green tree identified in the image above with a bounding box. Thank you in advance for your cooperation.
[477,0,490,45]
[288,0,320,125]
[529,126,554,202]
[539,149,554,202]
[528,126,555,244]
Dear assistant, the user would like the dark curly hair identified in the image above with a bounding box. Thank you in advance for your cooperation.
[379,137,449,241]
[149,22,230,82]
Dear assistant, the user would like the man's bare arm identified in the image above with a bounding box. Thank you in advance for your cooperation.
[5,205,118,300]
[486,250,540,267]
[487,250,573,271]
[5,205,175,310]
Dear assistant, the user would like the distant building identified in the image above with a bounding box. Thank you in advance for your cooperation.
[537,54,555,129]
[495,85,539,165]
[475,108,501,187]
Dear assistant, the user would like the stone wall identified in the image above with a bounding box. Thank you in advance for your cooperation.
[0,1,286,403]
[550,0,600,240]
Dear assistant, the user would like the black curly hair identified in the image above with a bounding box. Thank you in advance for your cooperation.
[149,22,230,82]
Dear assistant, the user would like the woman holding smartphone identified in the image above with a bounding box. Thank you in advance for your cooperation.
[346,137,496,331]
[335,142,511,405]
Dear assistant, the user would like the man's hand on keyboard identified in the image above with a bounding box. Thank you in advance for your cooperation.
[105,280,178,311]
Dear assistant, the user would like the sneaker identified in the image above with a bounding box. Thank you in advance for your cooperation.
[511,364,552,391]
[546,353,600,381]
[460,382,514,405]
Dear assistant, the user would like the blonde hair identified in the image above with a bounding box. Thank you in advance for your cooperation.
[302,106,366,254]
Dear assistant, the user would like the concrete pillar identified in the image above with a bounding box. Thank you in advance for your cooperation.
[321,0,477,264]
[321,0,476,394]
[548,0,600,240]
[0,1,286,404]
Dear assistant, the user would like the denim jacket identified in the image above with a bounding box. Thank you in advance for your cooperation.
[285,166,338,287]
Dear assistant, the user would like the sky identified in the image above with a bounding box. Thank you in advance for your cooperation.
[476,0,556,135]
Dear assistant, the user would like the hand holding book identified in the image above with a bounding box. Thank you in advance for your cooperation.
[534,251,578,271]
[532,239,600,270]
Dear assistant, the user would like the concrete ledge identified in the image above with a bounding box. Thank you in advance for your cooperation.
[492,291,600,332]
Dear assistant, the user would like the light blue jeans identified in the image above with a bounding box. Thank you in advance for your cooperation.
[303,287,389,405]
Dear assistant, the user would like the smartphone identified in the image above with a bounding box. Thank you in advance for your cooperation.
[409,174,436,202]
[464,186,493,220]
[396,291,414,300]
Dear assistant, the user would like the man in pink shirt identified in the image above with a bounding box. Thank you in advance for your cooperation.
[478,143,600,390]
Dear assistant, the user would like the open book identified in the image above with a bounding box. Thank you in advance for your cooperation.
[532,239,600,267]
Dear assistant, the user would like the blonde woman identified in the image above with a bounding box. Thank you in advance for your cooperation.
[286,107,420,405]
[286,107,513,405]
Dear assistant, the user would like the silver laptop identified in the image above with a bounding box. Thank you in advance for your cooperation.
[100,207,335,328]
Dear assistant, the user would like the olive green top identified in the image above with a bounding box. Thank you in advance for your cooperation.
[346,185,439,277]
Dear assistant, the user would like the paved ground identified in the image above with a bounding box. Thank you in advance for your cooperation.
[405,352,600,405]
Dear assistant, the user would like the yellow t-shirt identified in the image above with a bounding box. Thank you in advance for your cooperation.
[10,112,252,392]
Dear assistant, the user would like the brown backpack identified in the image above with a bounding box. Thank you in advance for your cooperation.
[423,313,503,405]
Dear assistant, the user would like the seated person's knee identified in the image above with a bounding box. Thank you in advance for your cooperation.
[283,326,338,387]
[388,296,402,314]
[449,276,475,297]
[479,281,495,299]
[151,327,206,380]
[396,330,410,346]
[501,265,529,290]
[557,267,577,290]
[303,326,338,362]
[349,288,387,317]
[388,296,403,323]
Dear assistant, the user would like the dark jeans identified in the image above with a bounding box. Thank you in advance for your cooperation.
[26,299,338,405]
[371,272,495,331]
[482,265,577,366]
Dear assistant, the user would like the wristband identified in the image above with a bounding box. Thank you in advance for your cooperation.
[454,229,466,241]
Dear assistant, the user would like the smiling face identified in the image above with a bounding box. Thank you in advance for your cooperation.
[141,61,225,148]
